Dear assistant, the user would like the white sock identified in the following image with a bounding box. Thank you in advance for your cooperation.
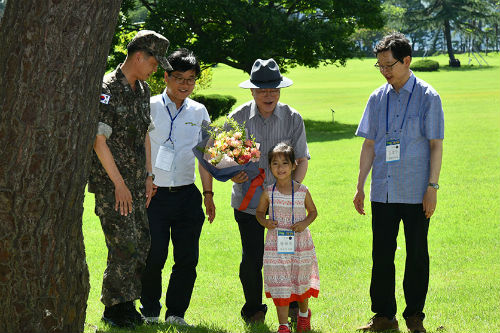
[280,323,290,328]
[299,309,309,317]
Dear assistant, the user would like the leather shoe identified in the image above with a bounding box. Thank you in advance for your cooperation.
[357,315,399,332]
[405,315,426,333]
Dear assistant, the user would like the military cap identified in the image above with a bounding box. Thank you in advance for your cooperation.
[128,30,172,71]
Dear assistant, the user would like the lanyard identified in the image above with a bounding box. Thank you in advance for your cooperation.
[162,95,185,144]
[271,180,294,224]
[386,77,417,134]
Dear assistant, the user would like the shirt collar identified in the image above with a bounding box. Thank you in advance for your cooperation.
[385,71,416,95]
[401,71,416,93]
[116,64,145,95]
[249,100,283,120]
[116,65,129,89]
[162,89,187,111]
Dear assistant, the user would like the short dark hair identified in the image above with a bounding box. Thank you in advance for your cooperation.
[127,44,153,57]
[268,142,295,164]
[374,32,412,63]
[167,48,200,76]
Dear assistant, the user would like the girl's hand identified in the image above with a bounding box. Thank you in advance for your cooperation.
[263,219,278,230]
[291,220,309,233]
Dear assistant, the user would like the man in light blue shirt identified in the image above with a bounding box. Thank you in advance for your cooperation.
[354,33,444,333]
[140,49,215,326]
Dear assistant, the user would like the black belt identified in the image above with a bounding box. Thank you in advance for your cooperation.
[157,184,193,192]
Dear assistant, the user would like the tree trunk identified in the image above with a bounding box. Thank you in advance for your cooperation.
[443,18,458,66]
[478,20,483,52]
[0,1,121,332]
[495,23,499,52]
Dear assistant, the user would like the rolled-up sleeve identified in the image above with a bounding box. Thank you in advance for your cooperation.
[97,122,112,138]
[96,84,114,138]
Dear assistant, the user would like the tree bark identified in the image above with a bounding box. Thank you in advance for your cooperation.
[495,23,499,52]
[0,1,121,332]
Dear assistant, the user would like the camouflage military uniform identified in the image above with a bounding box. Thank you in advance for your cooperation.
[89,65,152,307]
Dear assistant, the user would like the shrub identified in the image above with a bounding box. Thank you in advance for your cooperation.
[411,59,439,72]
[191,94,237,120]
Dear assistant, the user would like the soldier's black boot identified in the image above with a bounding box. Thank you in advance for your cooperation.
[102,303,134,328]
[124,301,145,325]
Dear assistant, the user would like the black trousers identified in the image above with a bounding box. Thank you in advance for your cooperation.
[234,209,267,318]
[370,202,430,320]
[140,184,204,319]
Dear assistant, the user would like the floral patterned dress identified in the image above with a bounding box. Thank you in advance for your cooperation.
[263,183,320,306]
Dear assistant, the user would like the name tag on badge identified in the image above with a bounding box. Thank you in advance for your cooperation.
[277,229,295,254]
[386,139,401,162]
[155,145,175,171]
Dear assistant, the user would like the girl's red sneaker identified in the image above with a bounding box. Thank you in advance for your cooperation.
[296,309,311,332]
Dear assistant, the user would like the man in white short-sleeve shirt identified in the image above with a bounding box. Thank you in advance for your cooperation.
[140,49,215,326]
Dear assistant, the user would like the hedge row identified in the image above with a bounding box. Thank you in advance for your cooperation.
[192,94,237,120]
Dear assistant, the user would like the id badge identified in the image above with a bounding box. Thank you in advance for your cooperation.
[386,139,400,163]
[155,145,175,171]
[277,229,295,254]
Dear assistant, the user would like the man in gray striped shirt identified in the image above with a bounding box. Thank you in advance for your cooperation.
[228,59,310,324]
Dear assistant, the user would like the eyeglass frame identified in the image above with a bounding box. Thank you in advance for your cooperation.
[374,60,401,71]
[252,88,281,96]
[169,73,198,85]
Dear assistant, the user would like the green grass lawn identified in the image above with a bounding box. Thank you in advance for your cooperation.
[83,53,500,333]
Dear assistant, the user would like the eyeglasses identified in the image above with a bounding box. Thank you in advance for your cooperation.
[254,89,280,96]
[170,74,197,85]
[374,60,400,71]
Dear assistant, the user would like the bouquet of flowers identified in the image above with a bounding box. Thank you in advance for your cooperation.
[192,118,265,210]
[204,118,261,168]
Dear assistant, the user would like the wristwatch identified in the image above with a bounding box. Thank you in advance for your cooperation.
[147,172,155,181]
[428,183,439,190]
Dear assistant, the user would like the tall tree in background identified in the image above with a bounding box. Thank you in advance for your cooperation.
[0,1,121,332]
[402,0,498,65]
[114,0,384,73]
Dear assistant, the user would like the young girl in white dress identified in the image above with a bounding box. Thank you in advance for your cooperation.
[256,142,319,333]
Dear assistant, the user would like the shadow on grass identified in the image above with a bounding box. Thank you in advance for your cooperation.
[243,322,273,332]
[439,64,496,72]
[94,321,233,333]
[243,322,324,333]
[304,119,358,143]
[89,321,328,333]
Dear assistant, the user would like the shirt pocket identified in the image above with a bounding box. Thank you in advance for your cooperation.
[174,121,202,147]
[276,135,293,146]
[405,115,422,138]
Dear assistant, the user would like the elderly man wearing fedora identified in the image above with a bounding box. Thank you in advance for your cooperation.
[228,58,310,324]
